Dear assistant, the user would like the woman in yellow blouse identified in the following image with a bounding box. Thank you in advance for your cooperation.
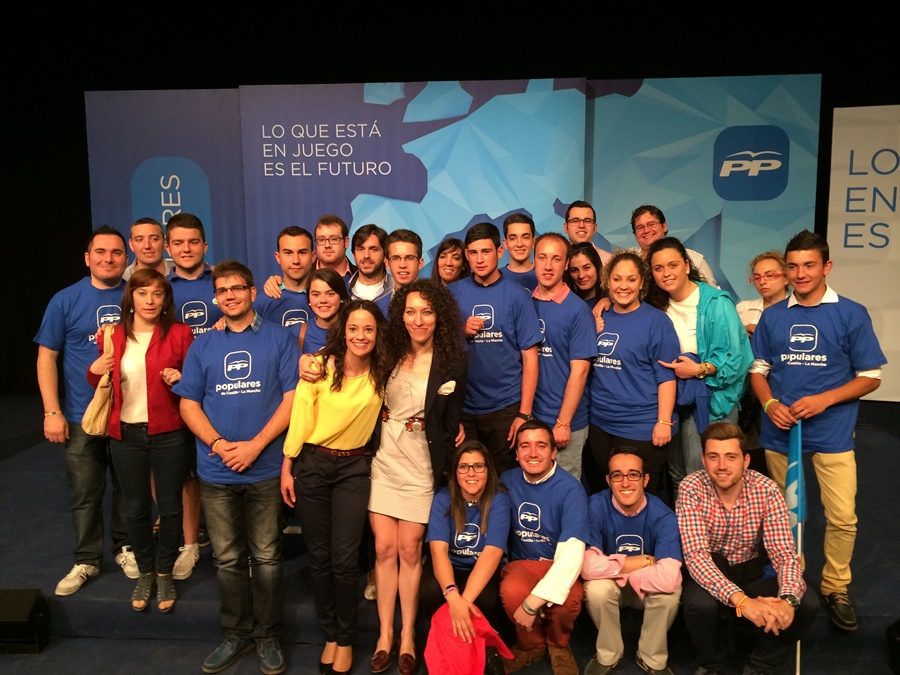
[281,299,391,675]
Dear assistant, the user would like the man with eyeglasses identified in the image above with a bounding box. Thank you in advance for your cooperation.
[175,260,299,675]
[313,214,356,284]
[676,422,817,675]
[500,420,588,675]
[582,447,682,675]
[385,229,424,292]
[628,205,718,287]
[562,201,612,267]
[347,223,393,314]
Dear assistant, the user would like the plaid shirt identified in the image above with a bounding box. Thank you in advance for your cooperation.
[676,469,805,605]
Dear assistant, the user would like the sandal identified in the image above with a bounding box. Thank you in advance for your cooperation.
[157,573,176,613]
[131,572,155,612]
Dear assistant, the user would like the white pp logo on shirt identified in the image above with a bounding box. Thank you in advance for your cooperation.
[224,351,252,381]
[615,533,644,555]
[596,332,619,356]
[517,502,541,532]
[472,304,494,330]
[455,523,481,549]
[182,301,208,327]
[789,324,818,352]
[283,309,309,327]
[96,305,121,327]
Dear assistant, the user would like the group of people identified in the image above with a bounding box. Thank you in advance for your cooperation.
[34,201,885,675]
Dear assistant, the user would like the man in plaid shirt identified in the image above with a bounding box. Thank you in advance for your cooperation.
[676,423,818,675]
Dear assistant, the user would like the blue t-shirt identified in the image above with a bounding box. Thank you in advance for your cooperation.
[33,277,125,422]
[752,294,886,454]
[255,288,311,331]
[450,274,542,414]
[173,317,299,484]
[501,465,588,561]
[505,267,538,293]
[590,302,680,440]
[169,268,222,338]
[533,290,597,430]
[587,490,682,561]
[302,320,329,354]
[426,489,511,570]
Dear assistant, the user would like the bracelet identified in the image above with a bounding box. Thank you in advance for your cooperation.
[763,398,779,413]
[442,584,458,597]
[521,599,538,616]
[656,419,673,426]
[644,554,656,566]
[43,410,63,417]
[555,419,570,427]
[734,593,749,617]
[209,437,224,456]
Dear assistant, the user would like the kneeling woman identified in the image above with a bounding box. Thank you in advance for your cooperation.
[281,300,391,674]
[421,441,511,643]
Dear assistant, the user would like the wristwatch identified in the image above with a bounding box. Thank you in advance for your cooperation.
[516,412,534,422]
[779,593,800,609]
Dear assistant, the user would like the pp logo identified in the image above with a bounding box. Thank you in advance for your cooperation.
[96,305,121,327]
[472,304,494,330]
[224,351,252,381]
[283,309,309,327]
[517,502,541,532]
[615,534,644,556]
[538,319,546,343]
[182,301,208,327]
[596,332,619,356]
[789,324,818,352]
[455,523,481,549]
[713,125,790,201]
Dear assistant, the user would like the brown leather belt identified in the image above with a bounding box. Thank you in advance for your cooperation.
[381,408,425,433]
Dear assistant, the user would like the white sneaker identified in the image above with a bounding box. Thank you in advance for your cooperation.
[115,546,140,579]
[172,543,200,580]
[55,563,99,596]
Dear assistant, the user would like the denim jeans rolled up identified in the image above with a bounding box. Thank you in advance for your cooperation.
[200,476,283,639]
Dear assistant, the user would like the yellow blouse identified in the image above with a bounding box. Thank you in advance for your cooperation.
[282,361,383,458]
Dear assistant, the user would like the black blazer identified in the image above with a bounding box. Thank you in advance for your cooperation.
[370,352,467,490]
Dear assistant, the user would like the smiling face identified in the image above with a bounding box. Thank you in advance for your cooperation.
[456,450,489,501]
[166,226,207,276]
[515,427,557,481]
[345,308,378,360]
[308,278,343,323]
[650,246,693,301]
[568,252,598,294]
[353,234,385,280]
[129,222,166,268]
[606,452,649,514]
[85,233,127,287]
[608,258,643,312]
[702,438,750,494]
[786,249,831,304]
[564,206,597,245]
[466,238,502,285]
[214,274,256,322]
[437,246,465,284]
[632,210,668,253]
[504,222,535,266]
[403,291,436,349]
[131,280,166,325]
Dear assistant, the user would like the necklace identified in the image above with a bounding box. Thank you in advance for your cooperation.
[465,499,478,507]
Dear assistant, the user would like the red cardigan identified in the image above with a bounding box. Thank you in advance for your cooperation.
[87,323,194,440]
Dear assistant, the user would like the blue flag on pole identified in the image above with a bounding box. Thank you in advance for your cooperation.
[785,421,806,545]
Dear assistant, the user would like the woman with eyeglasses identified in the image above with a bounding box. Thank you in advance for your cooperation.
[586,251,680,496]
[645,238,753,494]
[735,251,790,337]
[431,238,470,286]
[420,441,510,659]
[367,280,467,675]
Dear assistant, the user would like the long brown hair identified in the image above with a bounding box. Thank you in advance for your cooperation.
[319,299,391,394]
[644,237,705,310]
[120,269,175,340]
[447,441,503,538]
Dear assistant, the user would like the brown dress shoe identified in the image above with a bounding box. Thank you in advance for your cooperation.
[398,652,418,675]
[548,645,579,675]
[503,645,548,673]
[370,648,393,674]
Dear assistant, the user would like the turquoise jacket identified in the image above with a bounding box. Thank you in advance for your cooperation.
[695,282,753,419]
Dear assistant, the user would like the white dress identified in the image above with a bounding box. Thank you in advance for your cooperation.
[368,364,434,523]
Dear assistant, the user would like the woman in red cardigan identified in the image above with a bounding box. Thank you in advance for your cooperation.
[88,268,193,612]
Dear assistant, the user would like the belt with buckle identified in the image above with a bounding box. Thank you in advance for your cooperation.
[381,408,425,433]
[306,443,369,457]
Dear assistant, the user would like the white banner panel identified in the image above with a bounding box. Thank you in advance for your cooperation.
[827,105,899,401]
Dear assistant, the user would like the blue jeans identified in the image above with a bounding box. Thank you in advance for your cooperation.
[65,425,129,566]
[294,448,371,646]
[109,425,190,574]
[200,476,283,639]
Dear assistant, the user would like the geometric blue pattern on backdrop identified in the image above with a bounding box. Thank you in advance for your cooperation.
[403,81,473,122]
[590,74,821,301]
[363,82,406,106]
